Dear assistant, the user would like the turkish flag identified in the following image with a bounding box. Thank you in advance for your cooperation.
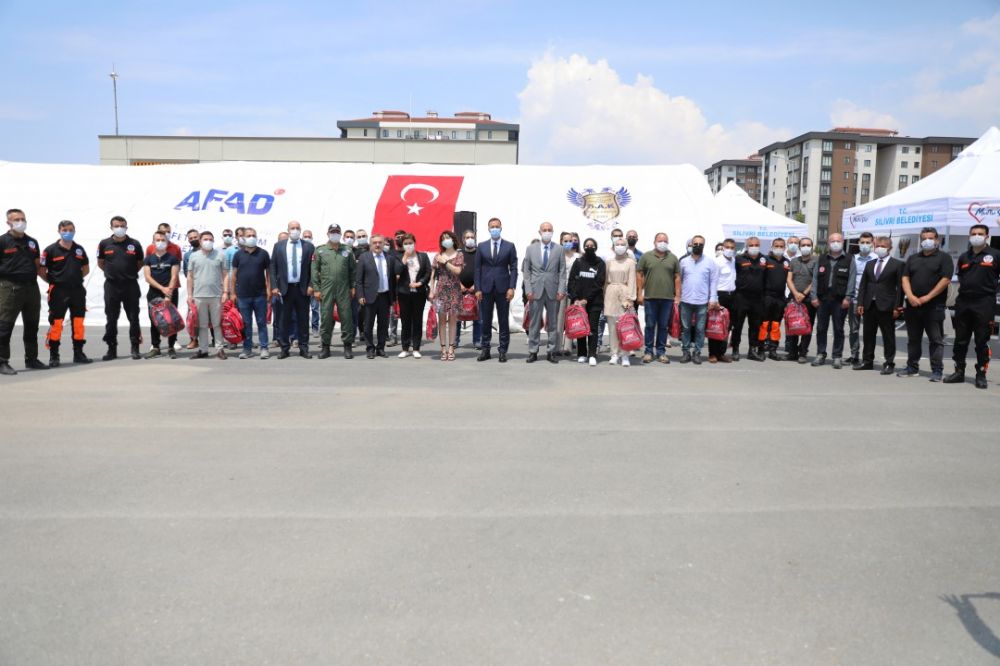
[372,175,464,251]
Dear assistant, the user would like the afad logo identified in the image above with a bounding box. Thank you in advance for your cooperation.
[174,188,285,215]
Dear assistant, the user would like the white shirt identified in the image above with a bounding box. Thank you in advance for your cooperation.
[374,252,389,292]
[854,252,877,293]
[714,254,736,292]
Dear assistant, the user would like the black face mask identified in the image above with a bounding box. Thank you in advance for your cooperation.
[627,237,637,247]
[584,247,597,258]
[691,244,704,256]
[189,239,200,249]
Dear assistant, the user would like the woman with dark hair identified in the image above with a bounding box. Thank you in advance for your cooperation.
[394,233,431,358]
[429,230,464,360]
[567,238,606,366]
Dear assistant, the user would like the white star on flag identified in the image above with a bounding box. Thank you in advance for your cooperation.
[407,202,423,215]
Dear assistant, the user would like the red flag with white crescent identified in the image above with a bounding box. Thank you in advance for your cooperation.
[372,175,465,251]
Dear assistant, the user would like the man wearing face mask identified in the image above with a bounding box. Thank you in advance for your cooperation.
[854,236,904,374]
[271,221,315,359]
[146,223,183,261]
[626,230,642,261]
[187,231,228,360]
[351,229,368,338]
[846,232,878,366]
[230,227,271,360]
[786,237,818,363]
[759,238,790,361]
[141,231,180,359]
[0,208,47,375]
[522,222,567,363]
[809,232,855,369]
[220,227,247,350]
[637,232,680,364]
[311,224,356,359]
[731,236,766,361]
[785,236,800,261]
[181,228,202,349]
[899,227,953,380]
[456,229,482,350]
[943,224,1000,389]
[356,234,398,359]
[709,237,737,363]
[474,218,518,362]
[676,235,720,365]
[40,220,92,367]
[97,215,145,361]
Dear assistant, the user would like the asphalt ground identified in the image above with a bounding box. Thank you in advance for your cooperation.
[1,324,999,665]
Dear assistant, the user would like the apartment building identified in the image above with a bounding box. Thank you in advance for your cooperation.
[704,156,762,200]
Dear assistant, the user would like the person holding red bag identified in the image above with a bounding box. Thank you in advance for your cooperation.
[785,237,818,363]
[394,233,430,359]
[567,238,605,366]
[603,237,637,367]
[676,235,720,365]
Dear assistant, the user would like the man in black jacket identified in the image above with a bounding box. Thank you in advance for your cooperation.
[355,234,398,359]
[853,236,903,374]
[731,236,766,362]
[810,232,856,369]
[270,221,315,359]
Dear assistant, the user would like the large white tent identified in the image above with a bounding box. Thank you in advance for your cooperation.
[0,160,720,325]
[843,126,1000,236]
[714,181,807,246]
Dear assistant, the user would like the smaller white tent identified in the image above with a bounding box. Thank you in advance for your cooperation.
[715,181,807,247]
[843,126,1000,235]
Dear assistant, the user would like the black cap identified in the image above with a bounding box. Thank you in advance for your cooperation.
[327,224,341,233]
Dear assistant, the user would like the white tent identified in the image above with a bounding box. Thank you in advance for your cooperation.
[0,160,720,325]
[715,181,807,246]
[843,126,1000,236]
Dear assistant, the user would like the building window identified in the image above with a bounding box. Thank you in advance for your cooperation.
[902,146,910,154]
[952,145,962,157]
[381,129,388,138]
[487,130,493,139]
[899,175,909,187]
[819,199,830,211]
[931,160,939,168]
[820,184,831,196]
[914,161,920,169]
[901,161,908,168]
[843,156,851,165]
[437,130,443,137]
[396,130,403,138]
[930,146,939,153]
[861,188,870,197]
[466,130,473,140]
[843,171,850,180]
[821,155,832,167]
[842,186,849,194]
[822,140,833,151]
[451,130,457,139]
[845,142,852,150]
[363,129,368,137]
[862,173,871,182]
[863,159,871,167]
[864,144,873,152]
[915,147,921,154]
[912,175,920,184]
[821,170,831,182]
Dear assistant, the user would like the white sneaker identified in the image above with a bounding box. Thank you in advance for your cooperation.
[398,350,410,358]
[577,356,586,363]
[260,349,270,359]
[621,356,631,367]
[238,351,251,359]
[412,350,422,359]
[588,357,597,366]
[609,354,619,365]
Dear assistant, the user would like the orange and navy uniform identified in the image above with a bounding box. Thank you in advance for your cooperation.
[759,254,790,348]
[41,241,89,349]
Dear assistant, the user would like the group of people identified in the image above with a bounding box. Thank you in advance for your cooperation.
[1,207,997,388]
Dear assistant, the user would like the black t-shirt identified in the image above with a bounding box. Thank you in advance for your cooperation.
[231,248,271,298]
[41,241,89,285]
[0,231,41,283]
[459,248,477,288]
[97,235,144,281]
[735,252,766,293]
[763,255,790,295]
[143,252,179,290]
[956,247,1000,301]
[903,250,954,305]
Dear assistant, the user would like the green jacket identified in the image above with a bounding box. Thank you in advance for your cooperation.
[311,243,356,293]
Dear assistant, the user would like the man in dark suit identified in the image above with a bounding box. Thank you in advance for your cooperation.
[270,221,315,359]
[853,235,904,374]
[355,233,397,359]
[474,217,518,363]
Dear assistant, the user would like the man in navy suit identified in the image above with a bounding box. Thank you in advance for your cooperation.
[474,217,518,363]
[270,221,315,359]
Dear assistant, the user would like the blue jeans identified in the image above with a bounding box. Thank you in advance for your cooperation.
[238,295,269,353]
[643,298,674,357]
[680,302,708,353]
[455,318,482,346]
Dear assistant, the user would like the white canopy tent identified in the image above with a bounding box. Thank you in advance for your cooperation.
[715,181,807,248]
[842,126,1000,237]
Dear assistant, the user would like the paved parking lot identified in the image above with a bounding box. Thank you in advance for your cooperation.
[2,326,999,665]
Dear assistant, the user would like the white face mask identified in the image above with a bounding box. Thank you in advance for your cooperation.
[722,248,735,259]
[356,236,368,246]
[799,246,813,257]
[858,243,872,255]
[441,238,454,249]
[873,246,889,258]
[920,238,937,251]
[244,236,258,248]
[787,243,799,254]
[155,241,167,252]
[329,233,341,243]
[201,240,214,252]
[614,244,628,256]
[969,235,987,247]
[10,221,26,233]
[403,244,415,253]
[112,226,127,238]
[746,246,760,257]
[655,241,669,253]
[540,231,553,244]
[464,237,476,249]
[828,241,843,253]
[289,229,302,241]
[223,236,234,246]
[772,248,785,258]
[343,237,355,247]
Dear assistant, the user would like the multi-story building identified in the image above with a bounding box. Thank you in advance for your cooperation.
[98,110,519,166]
[704,156,762,199]
[758,127,974,242]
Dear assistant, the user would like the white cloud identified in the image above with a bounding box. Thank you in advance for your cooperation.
[517,54,788,167]
[828,100,900,131]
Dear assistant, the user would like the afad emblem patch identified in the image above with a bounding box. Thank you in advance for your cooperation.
[984,254,994,265]
[567,187,631,231]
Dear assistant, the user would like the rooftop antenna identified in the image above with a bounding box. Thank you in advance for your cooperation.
[110,65,120,135]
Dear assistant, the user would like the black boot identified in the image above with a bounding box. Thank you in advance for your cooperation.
[49,343,60,368]
[975,372,988,389]
[102,346,117,362]
[318,345,331,359]
[343,345,353,359]
[73,344,93,364]
[942,367,966,384]
[130,344,141,360]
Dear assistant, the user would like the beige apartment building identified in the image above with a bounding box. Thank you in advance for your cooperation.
[704,156,762,200]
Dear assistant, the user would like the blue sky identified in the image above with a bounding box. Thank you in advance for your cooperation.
[2,0,998,167]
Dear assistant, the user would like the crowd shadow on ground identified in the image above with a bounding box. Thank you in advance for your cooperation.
[941,593,1000,659]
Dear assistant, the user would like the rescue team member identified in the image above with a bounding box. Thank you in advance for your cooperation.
[142,231,181,359]
[847,232,877,366]
[731,236,765,361]
[759,237,789,361]
[98,215,145,361]
[311,224,356,359]
[810,232,855,369]
[853,236,903,375]
[0,208,47,375]
[944,224,1000,389]
[898,227,953,381]
[40,220,92,366]
[785,237,818,363]
[708,237,736,363]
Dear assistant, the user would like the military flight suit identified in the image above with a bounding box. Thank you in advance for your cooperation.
[311,242,356,348]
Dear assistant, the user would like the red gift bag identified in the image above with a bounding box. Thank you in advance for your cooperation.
[266,300,272,325]
[784,302,812,336]
[564,304,591,340]
[669,307,681,340]
[186,300,199,339]
[221,300,245,345]
[616,310,643,352]
[706,306,731,341]
[458,292,479,321]
[425,305,438,340]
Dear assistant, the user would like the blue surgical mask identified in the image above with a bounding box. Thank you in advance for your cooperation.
[562,241,574,251]
[60,231,75,242]
[489,228,502,240]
